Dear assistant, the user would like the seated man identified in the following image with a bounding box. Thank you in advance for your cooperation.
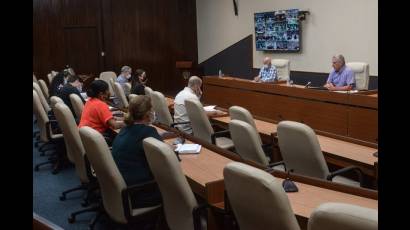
[254,57,277,83]
[116,65,132,87]
[174,76,220,134]
[324,55,355,91]
[57,75,85,120]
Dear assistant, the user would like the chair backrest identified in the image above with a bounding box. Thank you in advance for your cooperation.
[124,82,131,96]
[33,74,39,84]
[308,202,378,230]
[54,103,89,183]
[33,82,51,112]
[33,90,49,142]
[47,71,58,84]
[79,126,128,224]
[128,93,139,101]
[50,96,64,109]
[151,91,173,126]
[185,98,214,143]
[69,94,84,119]
[38,79,50,99]
[224,162,300,230]
[143,137,198,230]
[144,86,153,97]
[277,121,329,179]
[229,106,258,132]
[271,59,290,81]
[229,120,268,166]
[99,71,117,96]
[113,82,129,109]
[346,62,370,90]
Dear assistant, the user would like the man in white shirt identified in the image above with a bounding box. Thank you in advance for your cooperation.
[174,76,203,134]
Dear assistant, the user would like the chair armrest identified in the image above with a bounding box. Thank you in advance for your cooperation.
[327,166,364,187]
[193,203,208,230]
[211,130,230,145]
[121,180,161,220]
[46,120,63,141]
[170,121,191,128]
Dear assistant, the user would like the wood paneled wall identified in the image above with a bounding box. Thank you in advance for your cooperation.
[33,0,198,94]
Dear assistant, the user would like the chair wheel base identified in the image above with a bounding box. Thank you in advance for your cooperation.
[68,216,75,223]
[59,195,66,201]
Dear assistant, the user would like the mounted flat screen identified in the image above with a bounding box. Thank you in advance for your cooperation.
[255,9,300,52]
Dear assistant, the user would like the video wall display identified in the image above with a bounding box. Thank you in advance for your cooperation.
[255,9,300,52]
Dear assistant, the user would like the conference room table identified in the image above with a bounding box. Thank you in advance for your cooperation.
[150,125,377,229]
[202,76,378,144]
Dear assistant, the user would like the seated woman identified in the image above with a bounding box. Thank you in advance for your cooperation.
[111,95,162,208]
[78,80,124,145]
[130,69,148,95]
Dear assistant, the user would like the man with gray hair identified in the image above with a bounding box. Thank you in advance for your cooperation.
[324,55,355,91]
[116,65,132,86]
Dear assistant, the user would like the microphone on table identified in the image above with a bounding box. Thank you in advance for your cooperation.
[304,81,311,88]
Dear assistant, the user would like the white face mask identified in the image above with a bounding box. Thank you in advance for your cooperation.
[126,74,132,79]
[264,64,269,69]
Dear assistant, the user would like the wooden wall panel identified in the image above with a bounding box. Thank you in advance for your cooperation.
[33,0,198,94]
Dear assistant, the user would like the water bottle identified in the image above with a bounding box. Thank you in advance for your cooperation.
[218,69,222,78]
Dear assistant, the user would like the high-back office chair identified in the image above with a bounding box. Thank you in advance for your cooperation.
[33,90,64,173]
[47,71,58,85]
[113,82,129,109]
[124,82,131,96]
[79,127,162,228]
[38,79,50,99]
[271,59,290,81]
[69,94,84,120]
[308,202,378,230]
[229,120,284,171]
[50,96,64,109]
[223,162,300,230]
[144,86,153,97]
[128,93,139,101]
[277,121,363,187]
[143,137,206,230]
[33,82,51,114]
[33,74,39,84]
[53,103,100,225]
[99,71,117,96]
[229,106,257,131]
[346,62,370,90]
[151,91,173,126]
[185,98,234,150]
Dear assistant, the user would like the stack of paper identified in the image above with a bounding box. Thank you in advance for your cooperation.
[175,144,202,154]
[204,105,217,112]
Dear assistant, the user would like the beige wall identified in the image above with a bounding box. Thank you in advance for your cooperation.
[196,0,378,76]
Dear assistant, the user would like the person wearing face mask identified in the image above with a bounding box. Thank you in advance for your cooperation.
[173,76,218,134]
[57,75,85,121]
[130,69,148,95]
[79,80,125,145]
[111,95,162,208]
[116,65,132,87]
[254,57,277,83]
[49,67,73,97]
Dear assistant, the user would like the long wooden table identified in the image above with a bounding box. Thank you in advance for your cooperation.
[202,76,378,143]
[154,124,377,230]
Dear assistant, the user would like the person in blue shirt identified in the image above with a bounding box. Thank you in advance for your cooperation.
[111,95,162,208]
[324,55,355,91]
[116,65,132,86]
[254,57,277,83]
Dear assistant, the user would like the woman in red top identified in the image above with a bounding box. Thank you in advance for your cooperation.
[79,80,124,144]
